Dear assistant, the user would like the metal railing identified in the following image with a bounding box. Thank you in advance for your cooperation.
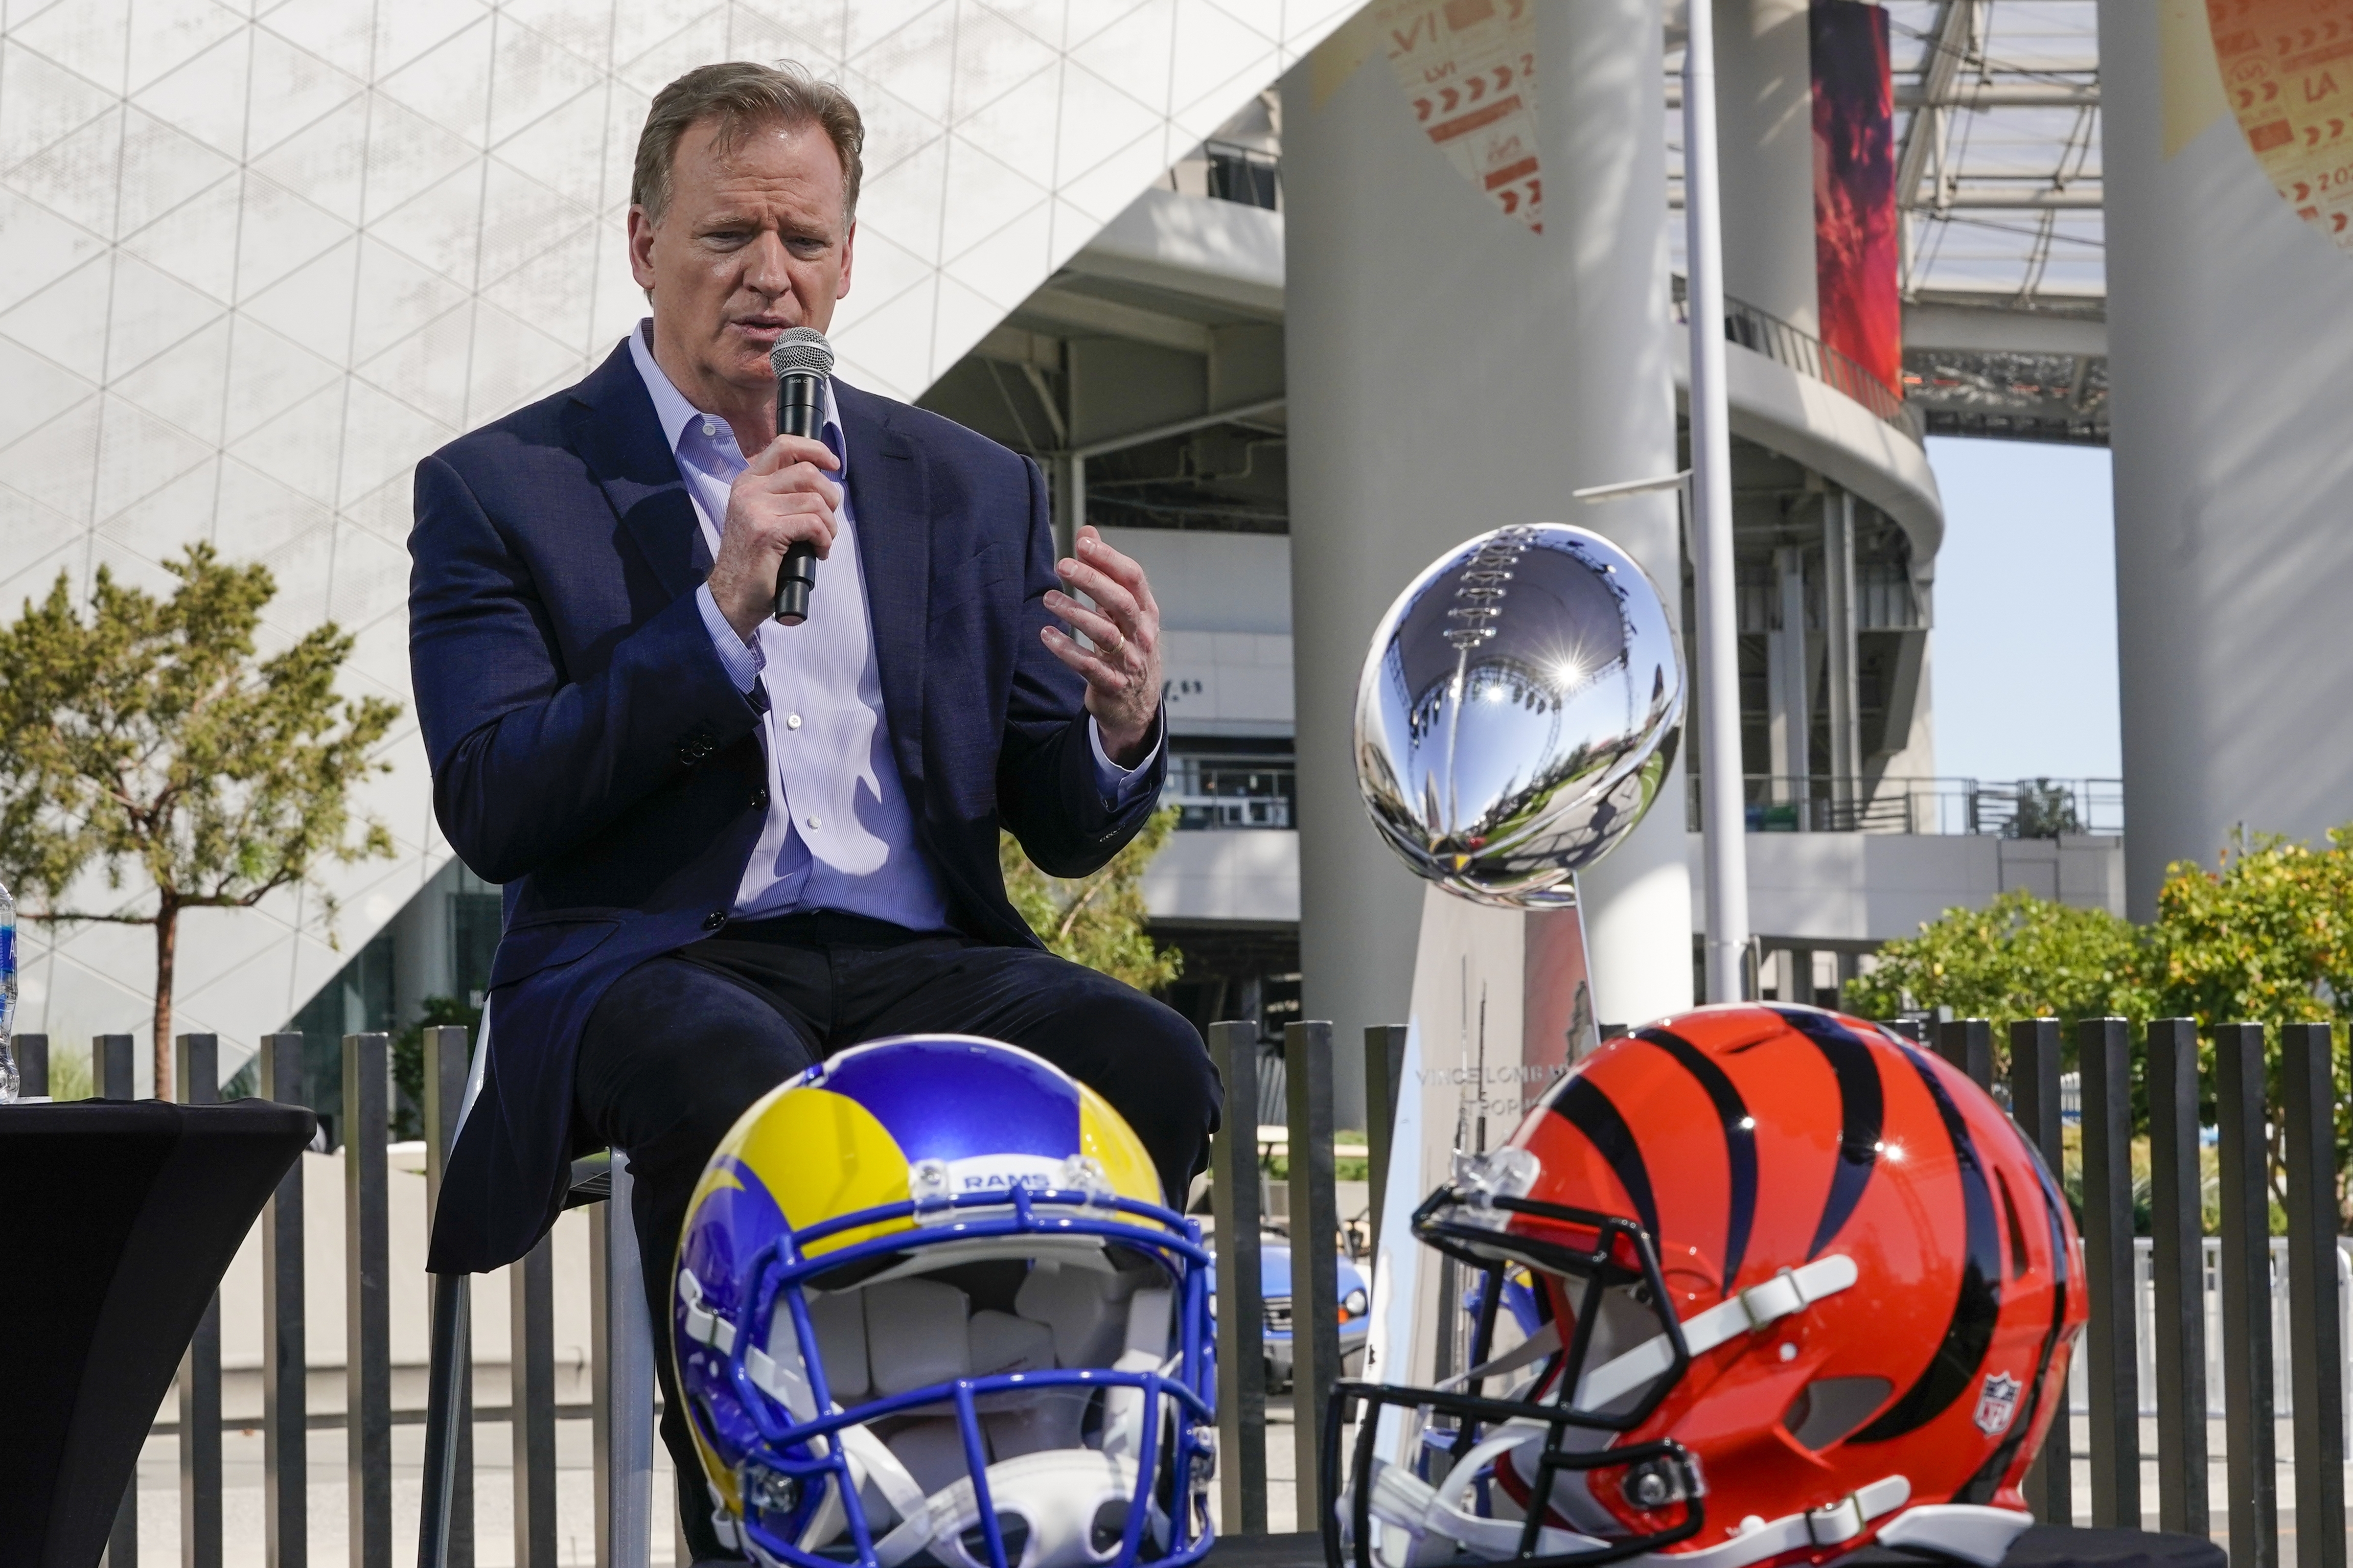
[2081,1236,2353,1430]
[1219,1014,2353,1551]
[1914,1016,2347,1547]
[1203,1022,1407,1532]
[1687,774,2124,836]
[1671,275,1922,439]
[14,1028,672,1568]
[38,1012,2344,1558]
[1204,141,1280,210]
[1741,564,1929,633]
[23,1015,1353,1564]
[1168,754,1294,830]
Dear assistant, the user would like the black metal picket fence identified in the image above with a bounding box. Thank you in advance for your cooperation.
[16,1012,2346,1562]
[12,1018,1356,1564]
[1893,1015,2348,1566]
[1219,1014,2353,1562]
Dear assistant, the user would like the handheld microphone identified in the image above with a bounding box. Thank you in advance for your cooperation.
[768,326,835,626]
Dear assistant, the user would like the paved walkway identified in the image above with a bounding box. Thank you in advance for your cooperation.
[119,1406,2337,1563]
[130,1418,686,1568]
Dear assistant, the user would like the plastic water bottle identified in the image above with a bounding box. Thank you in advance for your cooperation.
[0,880,16,1104]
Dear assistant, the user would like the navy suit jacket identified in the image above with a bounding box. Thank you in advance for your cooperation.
[409,341,1164,1274]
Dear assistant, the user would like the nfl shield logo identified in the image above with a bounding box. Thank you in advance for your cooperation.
[1974,1372,2022,1436]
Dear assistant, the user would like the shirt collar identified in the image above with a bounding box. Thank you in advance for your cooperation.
[627,319,709,453]
[627,318,845,471]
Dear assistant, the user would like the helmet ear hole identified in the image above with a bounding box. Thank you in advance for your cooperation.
[1781,1375,1895,1450]
[1090,1498,1130,1555]
[960,1513,1031,1568]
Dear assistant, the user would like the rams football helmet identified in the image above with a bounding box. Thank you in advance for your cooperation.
[674,1036,1215,1568]
[1329,1006,2084,1568]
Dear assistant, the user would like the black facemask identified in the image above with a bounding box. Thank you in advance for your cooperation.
[1319,1183,1709,1568]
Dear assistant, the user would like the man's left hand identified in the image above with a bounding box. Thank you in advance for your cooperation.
[1043,525,1163,767]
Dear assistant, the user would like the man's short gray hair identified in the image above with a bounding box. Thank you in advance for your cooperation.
[632,61,866,228]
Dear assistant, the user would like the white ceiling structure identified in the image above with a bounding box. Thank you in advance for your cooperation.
[0,0,1357,1074]
[1884,0,2110,444]
[1885,0,2102,304]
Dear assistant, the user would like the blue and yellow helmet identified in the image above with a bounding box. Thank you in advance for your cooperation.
[673,1035,1216,1568]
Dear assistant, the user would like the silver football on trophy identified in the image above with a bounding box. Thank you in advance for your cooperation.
[1353,524,1684,908]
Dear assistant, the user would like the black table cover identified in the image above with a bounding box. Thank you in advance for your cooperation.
[1214,1525,2226,1568]
[1846,1524,2227,1568]
[0,1098,315,1568]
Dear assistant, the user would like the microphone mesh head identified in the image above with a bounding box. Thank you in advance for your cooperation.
[769,326,834,380]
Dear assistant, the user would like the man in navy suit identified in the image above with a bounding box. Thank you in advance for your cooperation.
[409,63,1218,1554]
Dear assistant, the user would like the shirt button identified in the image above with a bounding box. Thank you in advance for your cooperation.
[786,713,802,730]
[701,420,716,437]
[806,816,821,830]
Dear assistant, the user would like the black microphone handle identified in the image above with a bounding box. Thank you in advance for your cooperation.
[771,370,825,625]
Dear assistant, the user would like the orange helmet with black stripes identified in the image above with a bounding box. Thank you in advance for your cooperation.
[1326,1005,2084,1568]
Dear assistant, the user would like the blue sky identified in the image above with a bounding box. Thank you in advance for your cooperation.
[1922,437,2122,783]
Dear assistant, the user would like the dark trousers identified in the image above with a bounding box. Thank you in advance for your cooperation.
[570,910,1221,1563]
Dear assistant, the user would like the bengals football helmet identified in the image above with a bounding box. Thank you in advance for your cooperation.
[1327,1006,2083,1568]
[673,1037,1214,1568]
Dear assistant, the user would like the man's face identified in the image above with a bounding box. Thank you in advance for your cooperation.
[628,115,854,405]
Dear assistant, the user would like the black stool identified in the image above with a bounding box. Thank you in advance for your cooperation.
[419,1149,661,1568]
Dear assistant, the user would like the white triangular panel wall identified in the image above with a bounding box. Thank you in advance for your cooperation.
[0,0,1356,1084]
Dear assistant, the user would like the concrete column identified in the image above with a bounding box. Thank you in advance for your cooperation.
[1547,2,1696,1035]
[1712,0,1820,332]
[1769,544,1810,821]
[1822,491,1861,807]
[1286,0,1692,1120]
[2099,3,2353,914]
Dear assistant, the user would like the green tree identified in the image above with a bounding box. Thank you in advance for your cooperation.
[999,805,1183,993]
[2150,828,2353,1221]
[2009,778,2084,839]
[0,545,401,1099]
[1843,886,2157,1037]
[1848,829,2353,1224]
[2148,826,2353,1035]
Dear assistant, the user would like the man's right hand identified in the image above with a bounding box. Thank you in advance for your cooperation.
[706,434,842,639]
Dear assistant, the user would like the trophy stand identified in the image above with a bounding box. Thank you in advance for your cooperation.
[1359,882,1595,1398]
[1343,521,1685,1550]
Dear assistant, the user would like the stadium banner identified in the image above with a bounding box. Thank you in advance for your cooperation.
[1812,0,1902,392]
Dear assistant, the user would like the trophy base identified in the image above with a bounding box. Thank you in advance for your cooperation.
[1357,882,1599,1397]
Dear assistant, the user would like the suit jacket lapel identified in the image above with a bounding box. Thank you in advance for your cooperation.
[567,342,706,603]
[836,379,929,792]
